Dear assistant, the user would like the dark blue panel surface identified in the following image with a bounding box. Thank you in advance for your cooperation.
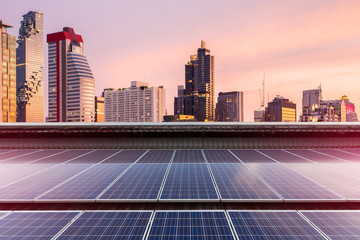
[259,149,311,163]
[160,163,218,200]
[231,150,277,163]
[0,149,41,161]
[204,150,240,163]
[0,150,67,164]
[33,150,93,164]
[65,150,120,164]
[57,211,152,240]
[100,163,168,200]
[147,211,235,240]
[102,150,146,163]
[172,150,205,163]
[137,150,174,163]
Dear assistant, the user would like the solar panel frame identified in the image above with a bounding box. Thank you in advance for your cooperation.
[64,149,121,164]
[172,150,206,163]
[101,149,147,163]
[0,149,43,162]
[286,149,344,163]
[0,149,69,164]
[322,149,360,162]
[146,210,236,240]
[137,150,174,163]
[32,149,95,164]
[258,149,313,163]
[231,150,277,163]
[204,150,241,163]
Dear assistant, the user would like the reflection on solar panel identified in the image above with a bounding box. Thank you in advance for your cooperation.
[247,163,342,200]
[340,148,360,158]
[33,150,93,164]
[324,163,360,181]
[137,150,174,163]
[39,164,130,200]
[0,212,10,218]
[228,211,326,239]
[172,150,205,163]
[0,149,40,161]
[102,150,146,163]
[160,164,218,201]
[316,149,360,162]
[0,211,80,239]
[302,211,360,240]
[65,150,119,164]
[0,149,16,155]
[147,211,235,240]
[0,165,91,200]
[210,164,280,201]
[286,163,360,200]
[204,150,240,163]
[56,211,152,240]
[259,149,311,163]
[99,163,168,201]
[286,149,343,162]
[0,149,67,164]
[231,150,276,163]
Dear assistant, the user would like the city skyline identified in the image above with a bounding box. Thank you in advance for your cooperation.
[2,1,360,121]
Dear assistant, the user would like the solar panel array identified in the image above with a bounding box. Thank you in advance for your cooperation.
[0,148,359,202]
[0,210,359,239]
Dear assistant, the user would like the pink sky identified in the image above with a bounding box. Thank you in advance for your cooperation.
[3,0,360,121]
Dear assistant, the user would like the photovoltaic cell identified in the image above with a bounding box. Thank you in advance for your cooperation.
[228,211,326,239]
[0,164,91,200]
[172,150,205,163]
[65,150,119,164]
[0,149,40,161]
[315,149,360,162]
[340,148,360,158]
[147,211,235,240]
[39,164,130,200]
[102,150,146,163]
[210,163,280,201]
[259,149,311,163]
[57,211,152,240]
[231,150,277,163]
[33,150,93,164]
[246,163,342,200]
[137,150,174,163]
[204,150,241,163]
[286,149,342,163]
[99,163,168,200]
[160,163,218,200]
[302,211,360,240]
[0,149,16,154]
[0,211,80,239]
[0,150,67,164]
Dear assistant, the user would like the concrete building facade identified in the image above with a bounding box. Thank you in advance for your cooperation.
[265,96,296,122]
[215,91,244,122]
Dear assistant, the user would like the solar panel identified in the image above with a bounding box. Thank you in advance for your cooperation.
[0,211,80,239]
[160,163,219,201]
[33,150,94,164]
[0,164,91,200]
[286,163,360,200]
[316,149,360,162]
[246,163,342,201]
[286,149,343,163]
[172,150,205,163]
[323,163,360,181]
[38,164,131,200]
[65,150,120,164]
[204,150,241,163]
[99,163,168,201]
[301,211,360,240]
[259,149,311,163]
[147,211,235,240]
[0,149,68,164]
[56,211,152,240]
[102,150,146,163]
[231,150,277,163]
[210,163,281,201]
[228,211,326,239]
[137,150,174,163]
[0,149,18,155]
[0,149,41,161]
[340,148,360,158]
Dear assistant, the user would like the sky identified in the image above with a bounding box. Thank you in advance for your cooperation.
[2,0,360,121]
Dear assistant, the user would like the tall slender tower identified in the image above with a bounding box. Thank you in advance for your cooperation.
[0,20,16,122]
[174,40,215,121]
[16,11,44,122]
[47,27,95,122]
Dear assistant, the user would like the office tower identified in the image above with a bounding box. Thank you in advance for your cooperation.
[16,11,44,122]
[265,95,296,122]
[302,87,322,110]
[47,27,95,122]
[104,81,165,122]
[95,96,104,122]
[174,85,185,115]
[215,91,244,122]
[254,108,265,122]
[0,20,16,122]
[174,41,215,121]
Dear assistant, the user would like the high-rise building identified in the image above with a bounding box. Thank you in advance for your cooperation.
[254,108,265,122]
[174,41,215,121]
[104,81,165,122]
[215,91,244,122]
[47,27,95,122]
[265,96,296,122]
[0,20,16,122]
[302,87,322,110]
[16,11,44,122]
[95,96,104,122]
[174,85,185,115]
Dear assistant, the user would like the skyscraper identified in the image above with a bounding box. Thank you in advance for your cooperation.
[302,87,322,110]
[104,81,165,122]
[174,41,215,121]
[16,11,44,122]
[215,91,244,122]
[265,96,296,122]
[47,27,95,122]
[0,20,16,122]
[95,96,104,122]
